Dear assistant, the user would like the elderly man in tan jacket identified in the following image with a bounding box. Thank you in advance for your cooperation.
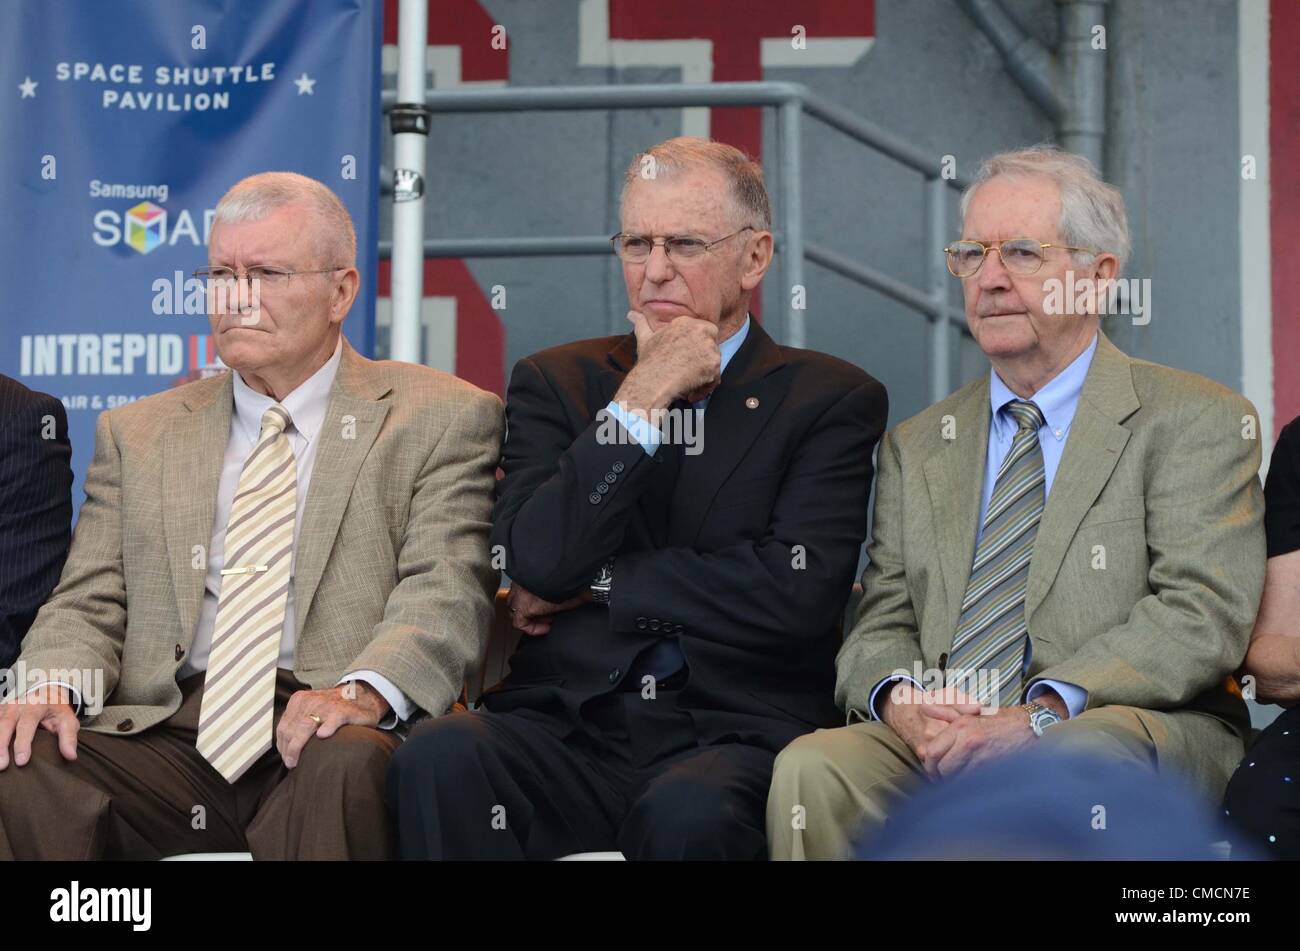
[0,172,502,860]
[767,147,1265,860]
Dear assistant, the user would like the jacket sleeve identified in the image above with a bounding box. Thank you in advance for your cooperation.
[16,409,126,698]
[834,427,925,720]
[490,356,671,602]
[0,392,72,667]
[347,388,505,717]
[1029,393,1265,711]
[607,378,887,662]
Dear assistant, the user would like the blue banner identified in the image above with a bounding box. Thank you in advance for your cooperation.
[1,0,382,514]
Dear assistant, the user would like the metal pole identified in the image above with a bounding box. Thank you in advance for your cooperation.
[1059,0,1109,172]
[389,0,429,364]
[382,81,806,112]
[926,175,951,404]
[780,99,804,349]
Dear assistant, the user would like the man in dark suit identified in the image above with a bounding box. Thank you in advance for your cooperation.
[0,374,72,671]
[387,137,888,860]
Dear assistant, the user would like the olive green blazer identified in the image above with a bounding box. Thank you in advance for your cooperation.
[836,332,1265,795]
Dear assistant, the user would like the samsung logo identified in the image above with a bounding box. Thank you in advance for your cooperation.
[88,180,170,204]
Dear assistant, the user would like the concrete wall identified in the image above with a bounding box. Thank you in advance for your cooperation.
[381,0,1248,425]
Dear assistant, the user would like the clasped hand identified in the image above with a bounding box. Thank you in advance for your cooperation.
[881,683,1036,779]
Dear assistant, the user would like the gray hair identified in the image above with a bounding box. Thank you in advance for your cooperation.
[621,137,772,231]
[960,145,1130,273]
[213,171,356,268]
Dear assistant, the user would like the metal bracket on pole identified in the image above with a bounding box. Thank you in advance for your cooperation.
[389,0,429,364]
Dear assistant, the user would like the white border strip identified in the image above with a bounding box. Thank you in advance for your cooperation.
[1240,0,1273,469]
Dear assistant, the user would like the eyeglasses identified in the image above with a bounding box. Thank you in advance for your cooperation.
[943,238,1098,278]
[192,265,346,289]
[610,226,755,263]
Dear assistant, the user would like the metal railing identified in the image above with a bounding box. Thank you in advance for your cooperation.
[378,81,969,403]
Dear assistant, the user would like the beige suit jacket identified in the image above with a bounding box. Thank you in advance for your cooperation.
[836,333,1265,794]
[17,339,503,734]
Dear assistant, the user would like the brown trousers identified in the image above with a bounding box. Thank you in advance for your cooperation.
[0,670,401,860]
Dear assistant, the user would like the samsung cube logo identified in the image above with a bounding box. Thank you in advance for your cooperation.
[125,201,166,254]
[93,203,213,252]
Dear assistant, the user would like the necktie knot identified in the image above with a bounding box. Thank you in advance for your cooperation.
[260,405,292,438]
[1004,399,1044,434]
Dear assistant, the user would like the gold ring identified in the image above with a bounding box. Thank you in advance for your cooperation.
[308,713,322,725]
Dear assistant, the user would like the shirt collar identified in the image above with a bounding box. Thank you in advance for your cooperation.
[232,337,343,445]
[719,314,751,376]
[989,333,1098,439]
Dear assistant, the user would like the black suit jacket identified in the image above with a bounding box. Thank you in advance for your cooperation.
[0,374,73,669]
[487,320,888,752]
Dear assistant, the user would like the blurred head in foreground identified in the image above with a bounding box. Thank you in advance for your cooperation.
[855,749,1254,861]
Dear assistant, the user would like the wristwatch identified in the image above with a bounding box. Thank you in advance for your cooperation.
[1024,699,1063,737]
[590,560,614,605]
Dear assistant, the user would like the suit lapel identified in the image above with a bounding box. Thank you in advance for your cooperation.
[292,342,392,640]
[600,333,636,406]
[670,321,787,546]
[1024,333,1139,620]
[164,373,234,647]
[922,380,991,648]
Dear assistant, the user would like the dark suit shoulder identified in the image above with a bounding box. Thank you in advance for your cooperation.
[0,373,65,420]
[516,335,628,377]
[774,344,880,396]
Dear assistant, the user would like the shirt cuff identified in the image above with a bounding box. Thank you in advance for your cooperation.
[603,401,662,456]
[19,681,83,717]
[1026,679,1088,719]
[339,671,415,730]
[867,675,922,721]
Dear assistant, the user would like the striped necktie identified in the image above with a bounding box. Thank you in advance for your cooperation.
[196,404,297,783]
[946,399,1046,709]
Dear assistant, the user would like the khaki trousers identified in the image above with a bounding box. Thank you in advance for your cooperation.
[0,670,400,860]
[766,705,1162,860]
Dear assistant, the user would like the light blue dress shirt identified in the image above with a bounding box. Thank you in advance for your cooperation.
[867,333,1099,721]
[604,315,751,452]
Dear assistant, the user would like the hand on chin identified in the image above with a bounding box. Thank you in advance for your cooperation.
[682,382,717,404]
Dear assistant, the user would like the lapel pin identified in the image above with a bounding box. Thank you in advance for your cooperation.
[745,396,760,409]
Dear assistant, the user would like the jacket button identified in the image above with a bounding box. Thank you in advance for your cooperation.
[596,482,610,494]
[636,617,648,630]
[674,624,685,634]
[589,492,602,504]
[604,473,617,484]
[175,644,184,661]
[649,619,661,631]
[612,461,625,473]
[609,668,621,683]
[117,719,133,732]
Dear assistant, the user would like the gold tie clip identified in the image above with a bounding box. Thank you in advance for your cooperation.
[220,564,269,576]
